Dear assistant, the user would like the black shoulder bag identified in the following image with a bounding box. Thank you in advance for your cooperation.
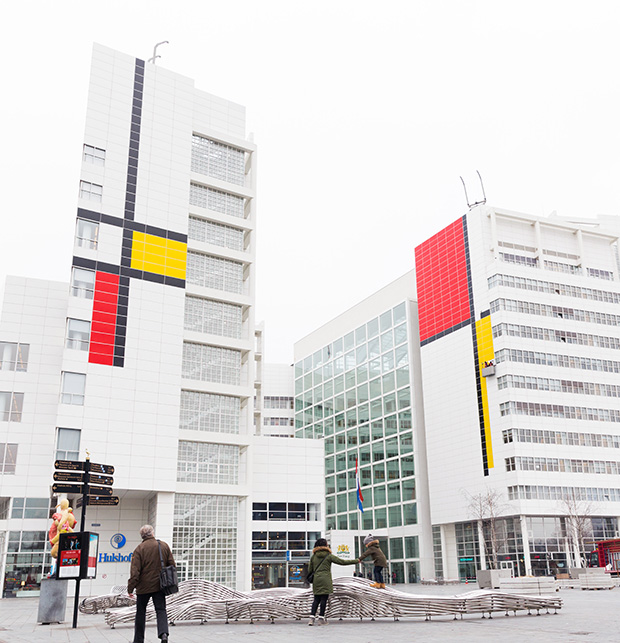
[307,554,328,584]
[158,540,179,596]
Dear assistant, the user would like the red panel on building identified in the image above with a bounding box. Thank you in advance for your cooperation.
[415,216,472,343]
[88,271,120,366]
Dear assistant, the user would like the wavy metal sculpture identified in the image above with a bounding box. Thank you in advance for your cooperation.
[80,577,562,627]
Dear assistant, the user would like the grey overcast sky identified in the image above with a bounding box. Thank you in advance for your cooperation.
[2,1,620,364]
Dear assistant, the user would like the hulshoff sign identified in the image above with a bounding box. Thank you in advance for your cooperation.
[98,552,133,563]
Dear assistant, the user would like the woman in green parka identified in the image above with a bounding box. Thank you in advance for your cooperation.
[306,537,359,626]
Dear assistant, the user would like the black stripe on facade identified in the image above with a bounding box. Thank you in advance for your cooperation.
[124,59,145,222]
[471,322,489,477]
[462,215,490,476]
[112,275,131,368]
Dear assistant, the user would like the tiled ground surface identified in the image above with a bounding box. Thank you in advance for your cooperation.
[0,583,617,643]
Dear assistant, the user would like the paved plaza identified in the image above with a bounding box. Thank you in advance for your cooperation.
[0,583,617,643]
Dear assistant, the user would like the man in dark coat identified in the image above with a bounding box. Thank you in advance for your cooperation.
[128,525,175,643]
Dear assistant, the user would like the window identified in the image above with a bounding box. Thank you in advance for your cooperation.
[61,372,86,405]
[55,429,80,461]
[252,503,267,521]
[83,144,105,165]
[189,183,245,218]
[188,217,244,251]
[79,180,103,202]
[0,443,17,474]
[184,297,243,339]
[179,391,240,434]
[65,319,90,351]
[0,342,29,371]
[186,252,244,294]
[11,499,50,520]
[177,441,239,484]
[191,135,246,186]
[182,343,241,385]
[75,219,99,249]
[0,392,24,422]
[71,268,95,299]
[268,503,286,520]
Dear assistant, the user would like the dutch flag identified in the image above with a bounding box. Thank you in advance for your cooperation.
[356,457,364,513]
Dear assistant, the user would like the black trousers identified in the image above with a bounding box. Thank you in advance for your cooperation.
[133,590,169,643]
[373,566,384,583]
[310,594,329,616]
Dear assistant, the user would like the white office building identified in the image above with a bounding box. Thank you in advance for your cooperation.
[416,205,620,579]
[0,43,257,596]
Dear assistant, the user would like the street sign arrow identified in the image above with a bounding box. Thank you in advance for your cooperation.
[88,485,113,496]
[87,495,119,506]
[52,483,83,494]
[89,463,114,475]
[54,460,85,472]
[85,473,113,486]
[53,471,84,483]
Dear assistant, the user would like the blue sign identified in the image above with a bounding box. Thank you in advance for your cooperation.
[99,552,133,563]
[110,533,126,549]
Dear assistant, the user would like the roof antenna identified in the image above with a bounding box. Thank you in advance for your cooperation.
[460,170,487,209]
[148,41,169,65]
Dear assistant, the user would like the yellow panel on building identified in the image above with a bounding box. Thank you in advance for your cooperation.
[130,231,187,280]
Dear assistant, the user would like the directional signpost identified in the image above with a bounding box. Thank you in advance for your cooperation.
[52,457,117,629]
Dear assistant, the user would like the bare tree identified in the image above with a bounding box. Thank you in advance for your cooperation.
[559,490,595,568]
[466,489,509,570]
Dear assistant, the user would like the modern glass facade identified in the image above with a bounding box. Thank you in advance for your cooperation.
[294,301,420,576]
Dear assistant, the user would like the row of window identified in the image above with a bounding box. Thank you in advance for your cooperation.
[500,400,620,423]
[506,456,620,475]
[326,502,417,531]
[179,390,240,434]
[191,135,246,186]
[488,273,620,304]
[184,296,243,339]
[263,396,294,409]
[177,441,239,485]
[493,322,620,350]
[189,183,246,219]
[499,252,613,280]
[0,430,78,474]
[4,373,86,411]
[502,427,620,449]
[304,407,412,445]
[188,216,244,252]
[298,386,411,425]
[327,449,414,493]
[251,530,321,551]
[182,343,241,386]
[508,485,620,502]
[497,374,620,398]
[495,347,620,374]
[0,343,29,372]
[295,303,408,377]
[296,336,408,397]
[263,417,293,426]
[490,297,620,327]
[252,502,321,521]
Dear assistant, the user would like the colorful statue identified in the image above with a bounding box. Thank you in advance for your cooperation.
[48,498,77,574]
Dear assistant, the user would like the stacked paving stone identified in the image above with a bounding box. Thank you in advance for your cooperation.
[79,577,562,627]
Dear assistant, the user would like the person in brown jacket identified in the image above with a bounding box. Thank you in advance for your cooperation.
[358,534,388,588]
[128,525,175,643]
